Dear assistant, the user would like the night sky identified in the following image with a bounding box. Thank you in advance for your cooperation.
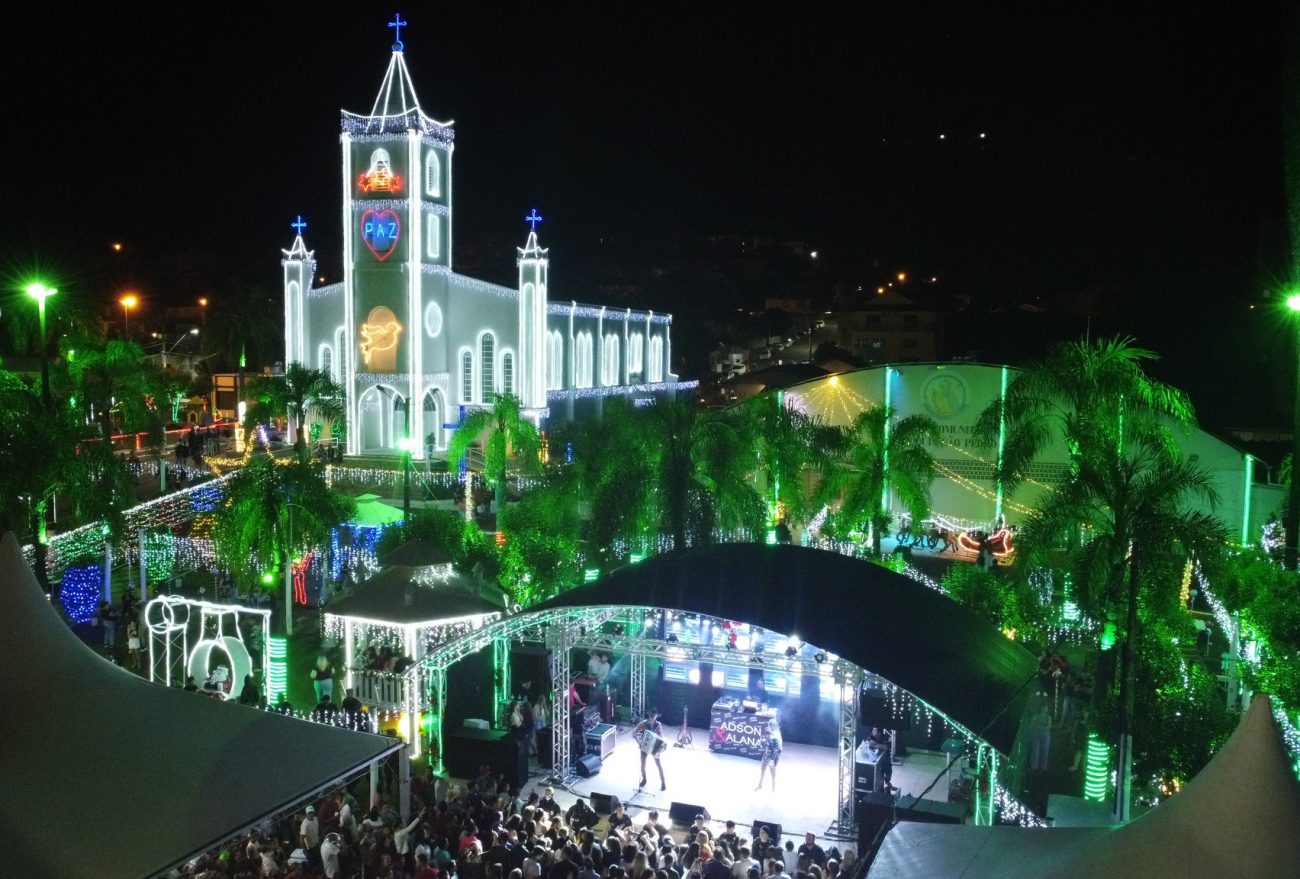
[1,4,1293,425]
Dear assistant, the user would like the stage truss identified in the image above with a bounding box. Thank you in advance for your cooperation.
[401,603,1032,835]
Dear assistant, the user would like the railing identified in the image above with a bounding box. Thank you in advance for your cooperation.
[351,668,408,711]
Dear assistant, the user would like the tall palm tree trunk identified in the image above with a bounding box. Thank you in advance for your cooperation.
[1114,543,1140,822]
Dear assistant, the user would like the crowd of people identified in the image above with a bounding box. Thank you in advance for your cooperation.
[168,771,858,879]
[1027,650,1093,773]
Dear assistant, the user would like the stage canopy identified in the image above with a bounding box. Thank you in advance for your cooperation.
[868,693,1300,878]
[532,543,1038,753]
[0,532,404,879]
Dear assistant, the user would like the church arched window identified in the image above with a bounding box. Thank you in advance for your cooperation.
[547,331,564,389]
[628,332,644,379]
[336,328,347,381]
[319,344,333,378]
[649,336,664,382]
[502,351,514,397]
[427,214,441,259]
[602,334,621,386]
[425,150,441,197]
[460,350,473,403]
[480,332,496,403]
[575,332,593,389]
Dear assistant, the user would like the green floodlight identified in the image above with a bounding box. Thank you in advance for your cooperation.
[24,282,57,303]
[397,436,416,452]
[261,572,275,585]
[1288,293,1300,312]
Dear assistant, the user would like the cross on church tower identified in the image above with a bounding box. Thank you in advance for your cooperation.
[525,209,543,231]
[388,13,407,51]
[291,215,307,237]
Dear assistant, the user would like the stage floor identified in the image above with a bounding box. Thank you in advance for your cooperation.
[519,725,957,848]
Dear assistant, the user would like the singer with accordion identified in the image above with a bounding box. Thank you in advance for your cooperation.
[634,708,669,791]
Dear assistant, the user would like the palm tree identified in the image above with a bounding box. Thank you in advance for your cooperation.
[447,393,541,518]
[244,362,345,463]
[819,404,940,555]
[741,391,841,528]
[975,336,1217,820]
[212,456,356,634]
[67,338,165,444]
[642,396,766,551]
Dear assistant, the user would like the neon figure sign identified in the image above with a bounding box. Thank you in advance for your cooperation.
[361,209,401,261]
[358,148,403,193]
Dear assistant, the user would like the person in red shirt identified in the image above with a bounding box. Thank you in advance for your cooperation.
[415,852,440,879]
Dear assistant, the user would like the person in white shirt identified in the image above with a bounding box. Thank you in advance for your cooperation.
[730,847,757,879]
[321,832,344,879]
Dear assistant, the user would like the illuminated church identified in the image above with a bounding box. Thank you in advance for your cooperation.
[283,18,681,460]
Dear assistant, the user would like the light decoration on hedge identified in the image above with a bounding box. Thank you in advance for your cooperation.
[330,524,391,581]
[995,784,1047,827]
[1261,518,1284,559]
[1084,734,1110,801]
[61,564,102,623]
[267,636,289,704]
[545,380,698,402]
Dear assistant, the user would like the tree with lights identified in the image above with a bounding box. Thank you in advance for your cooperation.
[741,391,841,530]
[641,396,767,552]
[211,456,355,634]
[447,393,541,519]
[244,363,346,464]
[978,335,1225,821]
[66,338,166,445]
[819,404,939,556]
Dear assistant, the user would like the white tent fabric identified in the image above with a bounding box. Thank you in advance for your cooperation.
[870,693,1300,879]
[0,532,403,878]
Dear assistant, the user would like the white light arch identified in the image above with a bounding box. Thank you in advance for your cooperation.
[358,384,407,451]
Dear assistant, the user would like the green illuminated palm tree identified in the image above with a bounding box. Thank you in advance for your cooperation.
[244,362,345,463]
[820,404,939,555]
[448,393,541,516]
[67,339,165,444]
[212,456,355,633]
[974,335,1217,820]
[741,391,841,526]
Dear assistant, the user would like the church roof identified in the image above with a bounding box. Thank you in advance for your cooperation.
[0,532,403,878]
[342,50,455,139]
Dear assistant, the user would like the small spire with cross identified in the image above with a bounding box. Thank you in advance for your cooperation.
[388,13,407,51]
[525,209,543,231]
[291,215,308,237]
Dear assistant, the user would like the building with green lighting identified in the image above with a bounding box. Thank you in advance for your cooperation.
[785,362,1280,543]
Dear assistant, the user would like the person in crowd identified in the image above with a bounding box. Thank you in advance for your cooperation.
[607,801,633,833]
[311,654,335,703]
[342,687,364,716]
[184,675,199,692]
[300,805,321,870]
[633,709,668,791]
[126,619,142,669]
[98,600,119,650]
[564,796,598,831]
[321,831,344,878]
[780,841,797,876]
[796,835,825,868]
[868,727,895,793]
[729,846,756,879]
[1029,702,1053,771]
[240,674,262,706]
[755,715,783,791]
[537,786,562,817]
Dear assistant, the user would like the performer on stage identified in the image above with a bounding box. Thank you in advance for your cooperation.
[755,714,782,791]
[634,708,668,791]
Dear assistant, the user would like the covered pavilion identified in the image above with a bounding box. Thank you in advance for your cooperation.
[0,532,405,878]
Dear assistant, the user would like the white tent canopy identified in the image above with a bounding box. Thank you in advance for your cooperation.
[869,693,1300,878]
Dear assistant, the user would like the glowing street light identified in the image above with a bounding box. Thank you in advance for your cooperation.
[1287,292,1300,568]
[24,282,56,408]
[119,293,139,337]
[197,297,208,308]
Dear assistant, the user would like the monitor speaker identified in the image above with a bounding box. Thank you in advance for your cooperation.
[575,753,602,777]
[751,820,782,842]
[669,801,710,824]
[591,792,620,814]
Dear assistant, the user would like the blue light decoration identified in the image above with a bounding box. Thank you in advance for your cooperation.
[360,209,401,261]
[565,441,573,465]
[388,12,407,51]
[61,564,102,624]
[291,215,308,236]
[330,524,390,581]
[524,208,543,230]
[189,482,222,513]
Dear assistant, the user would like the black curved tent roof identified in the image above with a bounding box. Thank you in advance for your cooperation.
[533,544,1037,752]
[0,533,403,879]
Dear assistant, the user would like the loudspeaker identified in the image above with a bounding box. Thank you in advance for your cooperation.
[575,753,602,777]
[751,820,782,842]
[591,792,619,814]
[669,801,710,824]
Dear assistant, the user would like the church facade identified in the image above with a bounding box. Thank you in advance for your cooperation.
[283,27,683,460]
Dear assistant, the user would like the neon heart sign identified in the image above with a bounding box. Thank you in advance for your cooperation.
[361,209,401,261]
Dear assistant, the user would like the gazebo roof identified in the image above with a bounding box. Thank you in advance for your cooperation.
[326,565,505,626]
[0,532,403,878]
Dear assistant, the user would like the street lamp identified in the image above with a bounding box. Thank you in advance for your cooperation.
[1287,295,1300,569]
[160,327,199,369]
[24,282,56,408]
[119,293,139,337]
